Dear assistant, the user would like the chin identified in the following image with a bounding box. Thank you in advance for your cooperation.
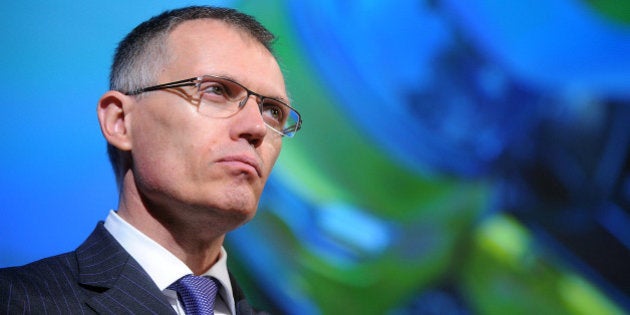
[192,184,261,224]
[213,204,258,231]
[214,192,259,221]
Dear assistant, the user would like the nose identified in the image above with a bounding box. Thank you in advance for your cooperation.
[231,94,267,146]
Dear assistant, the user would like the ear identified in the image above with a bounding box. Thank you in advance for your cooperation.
[97,90,133,151]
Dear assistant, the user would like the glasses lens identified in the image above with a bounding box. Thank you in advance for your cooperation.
[196,76,301,137]
[197,77,246,118]
[282,107,301,137]
[260,99,301,137]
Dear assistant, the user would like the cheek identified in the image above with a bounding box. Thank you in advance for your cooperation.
[129,109,201,181]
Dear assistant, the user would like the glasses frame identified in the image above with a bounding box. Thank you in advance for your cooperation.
[124,75,302,137]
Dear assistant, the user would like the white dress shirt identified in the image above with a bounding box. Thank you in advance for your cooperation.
[104,210,235,315]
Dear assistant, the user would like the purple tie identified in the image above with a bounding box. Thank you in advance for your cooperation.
[168,274,220,315]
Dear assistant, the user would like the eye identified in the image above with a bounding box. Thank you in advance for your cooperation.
[205,84,225,95]
[199,80,232,101]
[262,100,286,126]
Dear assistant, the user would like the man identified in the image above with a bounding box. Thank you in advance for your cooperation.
[0,5,301,315]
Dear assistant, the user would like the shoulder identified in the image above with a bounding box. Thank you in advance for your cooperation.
[0,252,82,311]
[1,251,78,285]
[0,222,108,290]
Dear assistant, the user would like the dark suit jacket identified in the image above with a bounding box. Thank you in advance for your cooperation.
[0,222,261,314]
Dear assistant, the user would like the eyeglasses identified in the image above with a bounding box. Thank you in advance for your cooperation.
[124,75,302,137]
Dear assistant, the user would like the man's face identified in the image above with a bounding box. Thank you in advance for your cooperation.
[126,19,285,227]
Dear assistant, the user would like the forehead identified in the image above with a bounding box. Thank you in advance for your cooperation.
[163,19,286,98]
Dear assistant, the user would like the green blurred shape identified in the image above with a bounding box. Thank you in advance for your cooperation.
[584,0,630,25]
[462,215,625,315]
[295,185,487,314]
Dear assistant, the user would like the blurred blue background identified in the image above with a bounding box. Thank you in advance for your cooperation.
[1,1,629,314]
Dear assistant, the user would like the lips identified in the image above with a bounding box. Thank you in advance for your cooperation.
[218,154,262,177]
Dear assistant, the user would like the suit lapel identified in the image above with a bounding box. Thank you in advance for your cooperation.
[76,223,175,314]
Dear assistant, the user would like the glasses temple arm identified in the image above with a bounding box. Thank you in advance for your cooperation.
[125,78,198,95]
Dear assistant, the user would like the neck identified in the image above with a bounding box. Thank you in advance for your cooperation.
[116,171,227,275]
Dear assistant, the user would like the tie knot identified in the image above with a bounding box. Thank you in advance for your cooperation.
[169,274,220,315]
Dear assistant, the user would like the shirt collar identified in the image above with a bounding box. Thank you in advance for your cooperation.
[104,210,236,314]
